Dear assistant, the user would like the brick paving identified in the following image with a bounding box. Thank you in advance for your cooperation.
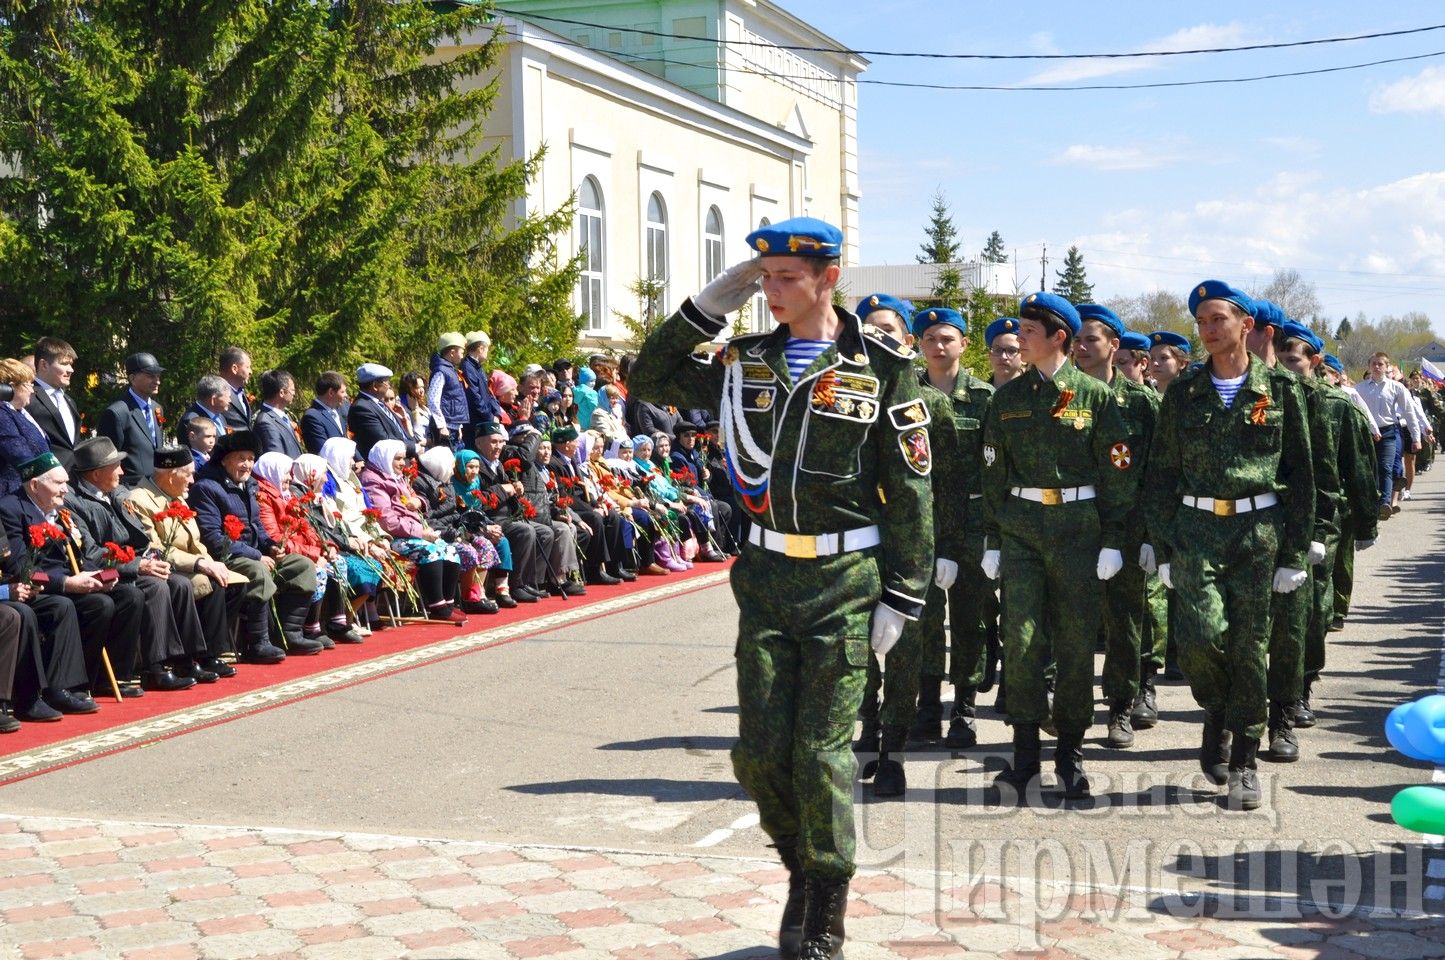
[0,815,1440,959]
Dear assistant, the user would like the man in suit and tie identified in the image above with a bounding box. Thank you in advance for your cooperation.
[252,369,304,458]
[26,337,83,469]
[218,345,254,431]
[348,363,417,460]
[99,352,166,486]
[177,375,231,443]
[300,371,350,454]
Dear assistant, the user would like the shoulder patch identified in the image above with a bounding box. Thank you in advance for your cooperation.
[899,427,931,476]
[888,398,931,430]
[861,327,915,359]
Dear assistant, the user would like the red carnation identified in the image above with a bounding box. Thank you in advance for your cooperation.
[103,541,136,566]
[557,496,574,510]
[27,523,63,549]
[222,514,245,541]
[503,458,522,476]
[520,498,537,520]
[362,508,382,523]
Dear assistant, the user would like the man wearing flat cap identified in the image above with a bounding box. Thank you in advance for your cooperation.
[427,333,469,449]
[100,352,169,486]
[460,331,501,447]
[348,363,416,461]
[630,216,934,959]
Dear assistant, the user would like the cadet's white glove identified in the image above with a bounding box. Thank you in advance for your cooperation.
[1158,563,1172,590]
[1272,567,1308,593]
[1357,538,1376,550]
[934,558,959,590]
[1138,543,1157,575]
[694,259,763,319]
[870,604,907,656]
[1097,548,1124,581]
[1307,541,1327,566]
[981,549,1001,581]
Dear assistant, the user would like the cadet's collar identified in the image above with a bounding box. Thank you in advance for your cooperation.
[834,308,868,367]
[1242,354,1272,395]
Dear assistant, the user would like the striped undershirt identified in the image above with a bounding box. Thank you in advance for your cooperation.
[1211,372,1247,408]
[784,337,831,382]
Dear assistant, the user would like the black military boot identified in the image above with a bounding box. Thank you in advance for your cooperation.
[1130,672,1159,729]
[1105,700,1135,749]
[994,722,1041,793]
[853,689,881,754]
[797,876,849,960]
[775,841,805,960]
[1200,710,1230,786]
[871,726,908,798]
[1054,731,1091,800]
[978,622,1000,694]
[273,591,323,655]
[907,675,944,743]
[1267,701,1299,763]
[1293,678,1317,728]
[1226,735,1261,810]
[944,687,978,749]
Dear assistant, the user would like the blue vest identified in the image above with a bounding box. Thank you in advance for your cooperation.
[431,355,468,427]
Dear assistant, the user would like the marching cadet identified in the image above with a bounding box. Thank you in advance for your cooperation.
[1148,331,1192,395]
[1321,354,1373,633]
[1143,331,1193,682]
[1073,305,1159,750]
[979,317,1025,701]
[1273,323,1378,730]
[1115,330,1153,385]
[981,292,1138,799]
[629,217,934,960]
[1144,282,1313,811]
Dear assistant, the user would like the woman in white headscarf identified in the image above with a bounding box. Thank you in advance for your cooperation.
[252,451,335,641]
[358,439,466,622]
[291,455,372,640]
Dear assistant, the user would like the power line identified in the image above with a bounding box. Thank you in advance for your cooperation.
[515,13,1445,62]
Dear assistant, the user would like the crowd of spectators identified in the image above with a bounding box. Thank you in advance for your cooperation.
[0,334,740,731]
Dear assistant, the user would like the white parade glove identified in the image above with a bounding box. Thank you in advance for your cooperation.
[981,549,1001,581]
[933,558,959,590]
[1158,563,1172,590]
[1272,567,1308,594]
[1138,543,1157,575]
[1307,541,1327,566]
[1357,539,1376,550]
[693,259,764,318]
[870,604,907,656]
[1096,548,1124,581]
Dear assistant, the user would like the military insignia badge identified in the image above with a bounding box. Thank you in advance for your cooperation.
[856,400,876,420]
[754,389,773,410]
[900,427,931,476]
[983,444,996,467]
[888,398,931,430]
[1110,442,1132,470]
[755,238,770,253]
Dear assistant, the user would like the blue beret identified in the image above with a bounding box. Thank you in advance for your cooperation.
[1119,331,1151,352]
[911,306,967,338]
[1018,291,1081,336]
[1250,298,1284,329]
[1278,320,1324,355]
[1076,303,1124,338]
[856,293,913,327]
[1148,330,1191,352]
[1188,280,1253,318]
[1323,354,1344,374]
[985,317,1020,346]
[745,216,842,258]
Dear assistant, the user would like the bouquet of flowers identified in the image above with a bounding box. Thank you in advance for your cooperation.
[152,500,197,561]
[503,457,523,482]
[512,496,538,522]
[23,521,65,586]
[222,514,246,542]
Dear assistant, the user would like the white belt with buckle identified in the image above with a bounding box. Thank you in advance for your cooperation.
[747,524,881,559]
[1010,485,1096,506]
[1182,492,1279,517]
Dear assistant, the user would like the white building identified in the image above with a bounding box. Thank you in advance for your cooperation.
[444,1,867,347]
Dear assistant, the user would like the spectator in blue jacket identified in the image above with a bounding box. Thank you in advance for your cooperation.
[461,330,501,447]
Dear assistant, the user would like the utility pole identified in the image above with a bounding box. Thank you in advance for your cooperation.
[1040,243,1048,291]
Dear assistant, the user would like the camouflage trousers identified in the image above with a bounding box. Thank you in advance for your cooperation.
[1143,573,1169,672]
[1266,566,1311,706]
[730,544,878,880]
[1333,529,1355,622]
[1172,512,1280,740]
[999,498,1102,735]
[1101,559,1148,705]
[864,608,924,731]
[1305,531,1341,686]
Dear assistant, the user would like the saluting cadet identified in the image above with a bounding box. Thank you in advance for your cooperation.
[1073,304,1160,750]
[981,292,1138,799]
[629,217,934,960]
[1143,281,1313,811]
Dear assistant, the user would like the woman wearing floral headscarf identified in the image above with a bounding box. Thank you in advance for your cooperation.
[414,446,500,614]
[453,448,517,607]
[651,432,725,562]
[630,436,694,569]
[319,437,393,632]
[251,452,335,652]
[291,454,375,640]
[358,439,466,622]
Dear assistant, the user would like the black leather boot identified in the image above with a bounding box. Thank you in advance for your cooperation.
[1054,731,1091,799]
[1267,701,1299,763]
[1105,700,1134,749]
[944,686,978,749]
[871,726,907,798]
[1227,735,1261,810]
[1293,678,1317,728]
[907,674,944,743]
[1200,710,1230,786]
[776,841,805,960]
[274,591,322,655]
[994,722,1041,793]
[798,876,849,960]
[1130,672,1159,729]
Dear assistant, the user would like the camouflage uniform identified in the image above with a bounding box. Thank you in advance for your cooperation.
[629,298,934,880]
[1144,356,1314,740]
[982,363,1138,737]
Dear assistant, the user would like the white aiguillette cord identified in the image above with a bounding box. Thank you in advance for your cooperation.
[720,355,771,490]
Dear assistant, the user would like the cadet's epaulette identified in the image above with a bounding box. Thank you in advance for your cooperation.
[726,331,769,348]
[861,326,915,360]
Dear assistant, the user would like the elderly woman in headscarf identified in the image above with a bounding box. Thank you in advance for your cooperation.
[252,451,335,650]
[358,439,466,622]
[596,436,682,573]
[319,437,392,631]
[651,431,726,563]
[489,370,517,427]
[630,435,694,570]
[413,446,499,614]
[290,454,372,641]
[452,448,516,608]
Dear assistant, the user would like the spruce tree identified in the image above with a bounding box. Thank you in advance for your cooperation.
[1051,245,1094,304]
[916,189,960,265]
[981,230,1007,263]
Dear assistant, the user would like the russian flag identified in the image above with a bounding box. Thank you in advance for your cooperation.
[1423,359,1445,385]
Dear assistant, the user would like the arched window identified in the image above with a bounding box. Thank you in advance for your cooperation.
[704,206,725,283]
[576,177,606,331]
[645,192,668,321]
[752,216,770,332]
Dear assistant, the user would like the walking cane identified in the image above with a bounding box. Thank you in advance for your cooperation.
[61,538,123,702]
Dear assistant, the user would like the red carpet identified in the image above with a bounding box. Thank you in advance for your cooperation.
[0,561,732,760]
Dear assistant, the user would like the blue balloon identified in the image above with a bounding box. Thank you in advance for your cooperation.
[1386,702,1434,762]
[1403,695,1445,764]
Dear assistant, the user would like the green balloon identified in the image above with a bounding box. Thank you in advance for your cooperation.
[1391,786,1445,834]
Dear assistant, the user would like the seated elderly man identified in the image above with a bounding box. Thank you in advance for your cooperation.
[0,452,143,710]
[64,437,221,691]
[188,430,316,662]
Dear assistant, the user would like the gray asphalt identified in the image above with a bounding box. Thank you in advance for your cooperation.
[5,468,1442,916]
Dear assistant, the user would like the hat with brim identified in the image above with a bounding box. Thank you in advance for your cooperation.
[18,452,64,483]
[437,332,465,353]
[356,363,393,385]
[125,352,165,375]
[215,430,259,458]
[72,436,129,473]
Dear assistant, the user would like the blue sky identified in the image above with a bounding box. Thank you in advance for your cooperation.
[775,1,1445,326]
